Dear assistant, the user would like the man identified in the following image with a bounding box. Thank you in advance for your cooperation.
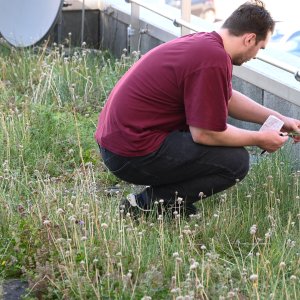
[95,1,300,217]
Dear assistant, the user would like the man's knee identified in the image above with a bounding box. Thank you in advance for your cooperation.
[232,147,250,180]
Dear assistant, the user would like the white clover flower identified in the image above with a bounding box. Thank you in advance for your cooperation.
[56,208,64,214]
[101,223,109,229]
[196,282,203,290]
[190,261,199,270]
[265,230,272,239]
[183,229,191,235]
[290,275,297,281]
[287,239,296,248]
[200,245,206,250]
[67,203,74,209]
[81,236,87,241]
[173,252,179,258]
[68,216,76,222]
[176,257,183,263]
[127,271,132,278]
[177,197,183,204]
[279,261,286,269]
[227,291,235,298]
[159,199,164,204]
[250,224,257,235]
[249,274,258,282]
[43,220,51,225]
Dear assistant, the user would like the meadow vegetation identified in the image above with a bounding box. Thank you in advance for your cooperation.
[0,39,299,299]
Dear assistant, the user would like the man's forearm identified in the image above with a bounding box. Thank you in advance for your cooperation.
[189,124,288,153]
[190,124,261,147]
[228,90,284,124]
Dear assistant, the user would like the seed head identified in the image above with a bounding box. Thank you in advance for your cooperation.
[290,275,297,281]
[279,261,286,269]
[250,224,257,235]
[249,274,258,282]
[101,223,109,229]
[56,208,64,214]
[190,261,199,270]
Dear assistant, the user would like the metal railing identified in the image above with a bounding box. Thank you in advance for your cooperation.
[125,0,300,82]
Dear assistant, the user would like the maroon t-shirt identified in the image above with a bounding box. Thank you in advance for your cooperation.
[95,31,232,157]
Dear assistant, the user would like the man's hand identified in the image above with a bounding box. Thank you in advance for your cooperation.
[258,130,289,153]
[281,116,300,143]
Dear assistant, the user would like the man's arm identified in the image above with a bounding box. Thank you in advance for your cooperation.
[190,89,300,151]
[229,89,300,135]
[228,89,279,124]
[189,124,288,153]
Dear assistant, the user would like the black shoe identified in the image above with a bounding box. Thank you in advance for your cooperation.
[184,203,198,217]
[119,194,152,219]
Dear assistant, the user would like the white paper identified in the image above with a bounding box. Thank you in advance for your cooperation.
[259,115,284,132]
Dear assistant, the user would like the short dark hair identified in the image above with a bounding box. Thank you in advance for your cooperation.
[221,0,275,43]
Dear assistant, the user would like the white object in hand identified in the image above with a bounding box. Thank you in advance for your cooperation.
[259,115,284,132]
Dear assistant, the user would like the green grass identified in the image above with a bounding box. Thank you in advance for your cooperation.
[0,39,299,299]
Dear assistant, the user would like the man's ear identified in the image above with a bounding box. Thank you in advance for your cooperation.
[244,33,256,46]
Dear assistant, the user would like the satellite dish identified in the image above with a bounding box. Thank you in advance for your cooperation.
[0,0,63,47]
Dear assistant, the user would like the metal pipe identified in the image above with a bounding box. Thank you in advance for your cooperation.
[173,18,202,32]
[81,0,86,45]
[125,0,174,21]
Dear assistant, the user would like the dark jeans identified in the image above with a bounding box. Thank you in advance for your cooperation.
[99,131,249,207]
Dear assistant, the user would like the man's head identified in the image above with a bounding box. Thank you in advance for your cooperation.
[221,0,275,65]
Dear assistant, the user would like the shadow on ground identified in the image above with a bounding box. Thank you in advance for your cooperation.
[1,279,28,300]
